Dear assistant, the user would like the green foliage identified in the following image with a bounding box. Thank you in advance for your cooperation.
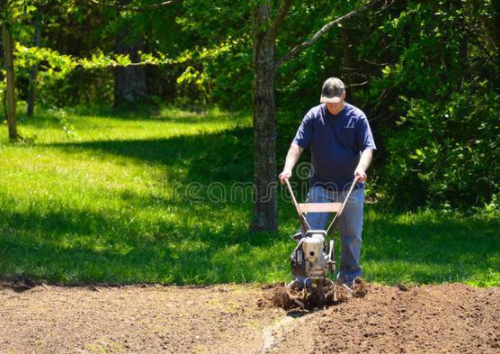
[354,0,500,210]
[172,37,252,108]
[382,89,500,209]
[175,1,253,109]
[276,0,363,112]
[2,0,500,213]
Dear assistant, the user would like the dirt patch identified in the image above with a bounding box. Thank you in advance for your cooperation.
[0,283,498,353]
[282,283,500,354]
[0,284,282,354]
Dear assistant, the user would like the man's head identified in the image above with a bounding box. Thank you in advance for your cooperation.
[320,77,345,103]
[320,77,346,114]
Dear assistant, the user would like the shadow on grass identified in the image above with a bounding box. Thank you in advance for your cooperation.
[18,106,250,126]
[1,118,292,284]
[43,126,253,184]
[0,207,283,283]
[0,182,285,284]
[1,196,499,285]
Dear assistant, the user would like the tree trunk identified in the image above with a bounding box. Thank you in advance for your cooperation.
[27,15,41,117]
[113,0,147,107]
[114,37,148,106]
[250,3,278,232]
[1,6,19,142]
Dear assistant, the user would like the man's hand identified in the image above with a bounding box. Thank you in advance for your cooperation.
[279,144,304,185]
[279,169,292,184]
[354,167,367,182]
[354,149,373,183]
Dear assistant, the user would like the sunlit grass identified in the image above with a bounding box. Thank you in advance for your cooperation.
[0,105,498,286]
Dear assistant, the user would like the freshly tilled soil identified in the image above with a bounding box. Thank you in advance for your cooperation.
[0,282,498,354]
[272,278,367,311]
[268,283,500,354]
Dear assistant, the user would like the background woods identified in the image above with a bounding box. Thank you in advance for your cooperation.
[1,0,500,229]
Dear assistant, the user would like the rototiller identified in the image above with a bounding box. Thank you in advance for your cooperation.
[280,177,360,309]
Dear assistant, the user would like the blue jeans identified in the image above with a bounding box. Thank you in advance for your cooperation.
[304,185,365,281]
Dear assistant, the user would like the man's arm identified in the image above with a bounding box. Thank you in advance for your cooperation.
[354,149,373,182]
[278,143,304,184]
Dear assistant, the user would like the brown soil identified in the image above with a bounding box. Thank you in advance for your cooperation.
[272,278,367,311]
[0,282,499,354]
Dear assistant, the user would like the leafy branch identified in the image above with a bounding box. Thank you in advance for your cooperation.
[276,0,380,68]
[14,44,174,80]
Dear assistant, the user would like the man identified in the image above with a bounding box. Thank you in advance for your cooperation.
[278,77,376,286]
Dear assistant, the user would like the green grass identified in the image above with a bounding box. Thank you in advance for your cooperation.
[0,105,499,286]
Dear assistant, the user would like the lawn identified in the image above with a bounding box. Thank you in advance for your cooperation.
[0,106,499,286]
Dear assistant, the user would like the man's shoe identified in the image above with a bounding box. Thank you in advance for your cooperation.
[337,275,355,289]
[337,272,362,289]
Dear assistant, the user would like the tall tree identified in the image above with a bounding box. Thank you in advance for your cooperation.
[1,0,19,141]
[251,2,278,231]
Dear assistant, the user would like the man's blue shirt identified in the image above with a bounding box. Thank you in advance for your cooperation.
[293,103,376,191]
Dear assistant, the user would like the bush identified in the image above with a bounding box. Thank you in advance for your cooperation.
[381,87,500,210]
